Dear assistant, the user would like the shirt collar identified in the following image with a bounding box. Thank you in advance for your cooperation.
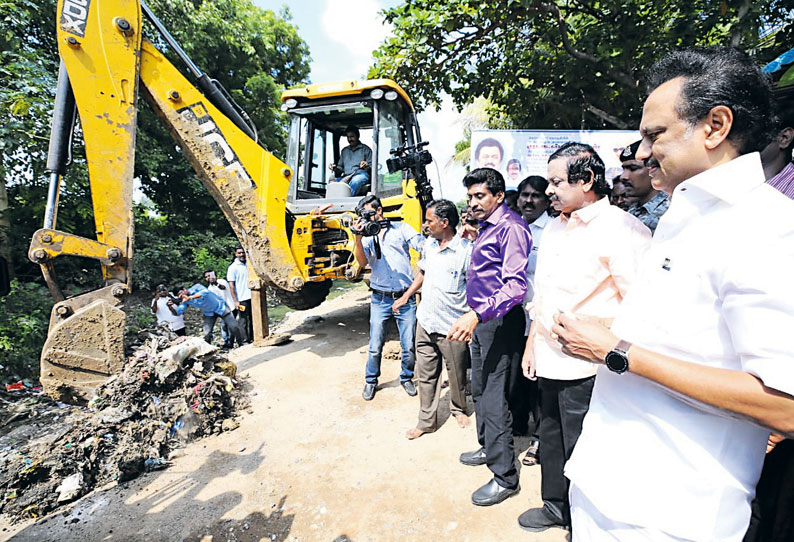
[481,202,509,227]
[564,196,610,225]
[642,191,668,212]
[530,210,552,228]
[674,152,764,204]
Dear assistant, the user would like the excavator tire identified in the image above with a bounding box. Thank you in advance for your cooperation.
[273,280,332,311]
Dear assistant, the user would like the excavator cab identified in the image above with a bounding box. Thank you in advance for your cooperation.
[283,81,418,210]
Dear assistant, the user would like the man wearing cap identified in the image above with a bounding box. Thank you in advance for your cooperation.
[619,140,669,233]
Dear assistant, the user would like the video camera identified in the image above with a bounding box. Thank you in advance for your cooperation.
[351,207,390,237]
[386,141,434,209]
[386,141,432,174]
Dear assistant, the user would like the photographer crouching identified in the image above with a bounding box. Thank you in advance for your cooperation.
[353,194,425,401]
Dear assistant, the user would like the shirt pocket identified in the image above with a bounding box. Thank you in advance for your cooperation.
[438,265,465,293]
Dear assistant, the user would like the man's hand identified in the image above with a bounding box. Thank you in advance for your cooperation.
[310,203,334,215]
[392,295,409,314]
[352,218,366,240]
[551,312,618,363]
[329,163,337,171]
[447,311,479,343]
[522,346,537,381]
[359,160,369,169]
[235,303,242,311]
[767,433,786,454]
[461,223,478,241]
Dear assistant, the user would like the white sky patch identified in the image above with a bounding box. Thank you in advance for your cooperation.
[418,95,467,203]
[321,0,392,79]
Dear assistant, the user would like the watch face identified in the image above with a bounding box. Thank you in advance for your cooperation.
[605,350,628,373]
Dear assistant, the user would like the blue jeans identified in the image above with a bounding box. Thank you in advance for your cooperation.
[365,292,416,385]
[338,171,370,196]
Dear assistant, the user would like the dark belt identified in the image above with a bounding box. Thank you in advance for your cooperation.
[370,288,407,299]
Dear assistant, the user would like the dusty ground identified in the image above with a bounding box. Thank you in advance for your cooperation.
[1,288,568,542]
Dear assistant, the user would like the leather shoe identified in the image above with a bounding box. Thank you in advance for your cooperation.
[459,447,487,466]
[471,478,519,506]
[362,383,376,401]
[401,380,417,396]
[517,507,569,532]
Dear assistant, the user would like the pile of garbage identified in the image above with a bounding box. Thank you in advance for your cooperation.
[0,334,248,521]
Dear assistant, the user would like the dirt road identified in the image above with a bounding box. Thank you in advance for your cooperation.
[1,288,568,542]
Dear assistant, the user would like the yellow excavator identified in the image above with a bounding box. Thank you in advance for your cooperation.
[28,0,434,403]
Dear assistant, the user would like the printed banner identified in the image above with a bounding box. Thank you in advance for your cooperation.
[470,129,639,189]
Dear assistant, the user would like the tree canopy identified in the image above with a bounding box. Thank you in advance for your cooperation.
[0,0,311,279]
[370,0,794,129]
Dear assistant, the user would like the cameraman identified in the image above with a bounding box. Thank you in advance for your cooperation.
[354,195,424,401]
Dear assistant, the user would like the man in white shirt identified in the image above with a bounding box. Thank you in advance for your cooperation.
[393,199,473,439]
[517,143,651,533]
[552,47,794,542]
[151,283,186,336]
[227,245,252,343]
[205,270,240,349]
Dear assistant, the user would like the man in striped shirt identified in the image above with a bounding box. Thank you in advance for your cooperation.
[762,99,794,199]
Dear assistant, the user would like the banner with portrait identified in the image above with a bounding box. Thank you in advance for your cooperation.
[470,129,639,189]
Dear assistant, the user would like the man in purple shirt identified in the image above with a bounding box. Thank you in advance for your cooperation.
[448,167,531,506]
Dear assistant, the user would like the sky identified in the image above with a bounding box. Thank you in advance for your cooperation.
[252,0,468,202]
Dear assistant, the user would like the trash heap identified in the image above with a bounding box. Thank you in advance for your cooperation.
[0,335,248,521]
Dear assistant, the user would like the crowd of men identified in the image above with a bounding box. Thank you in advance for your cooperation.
[352,47,794,541]
[151,245,255,350]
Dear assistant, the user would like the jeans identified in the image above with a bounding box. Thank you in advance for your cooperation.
[338,171,370,196]
[203,312,243,346]
[365,292,416,385]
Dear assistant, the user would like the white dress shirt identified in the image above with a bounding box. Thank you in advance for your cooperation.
[532,197,651,380]
[566,152,794,541]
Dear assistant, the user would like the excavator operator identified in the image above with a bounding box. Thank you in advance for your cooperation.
[329,125,372,196]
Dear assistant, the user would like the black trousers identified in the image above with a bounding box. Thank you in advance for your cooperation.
[538,375,595,524]
[235,299,253,342]
[508,335,539,437]
[744,439,794,542]
[470,305,525,489]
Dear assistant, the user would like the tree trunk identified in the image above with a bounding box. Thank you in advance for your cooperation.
[0,180,14,278]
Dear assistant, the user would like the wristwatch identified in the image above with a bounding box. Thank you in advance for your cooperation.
[604,339,632,374]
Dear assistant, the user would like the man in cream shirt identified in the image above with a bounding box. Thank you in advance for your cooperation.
[553,48,794,541]
[518,142,651,532]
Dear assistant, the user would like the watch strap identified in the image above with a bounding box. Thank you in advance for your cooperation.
[614,339,631,355]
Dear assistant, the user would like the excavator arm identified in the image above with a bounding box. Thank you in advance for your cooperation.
[31,0,303,403]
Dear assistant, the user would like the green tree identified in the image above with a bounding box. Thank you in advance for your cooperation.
[371,0,793,130]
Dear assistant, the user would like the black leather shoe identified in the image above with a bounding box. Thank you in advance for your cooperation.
[517,507,569,532]
[362,383,376,401]
[459,447,487,466]
[471,478,519,506]
[401,380,417,396]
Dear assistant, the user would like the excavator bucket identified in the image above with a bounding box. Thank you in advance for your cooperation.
[40,286,127,404]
